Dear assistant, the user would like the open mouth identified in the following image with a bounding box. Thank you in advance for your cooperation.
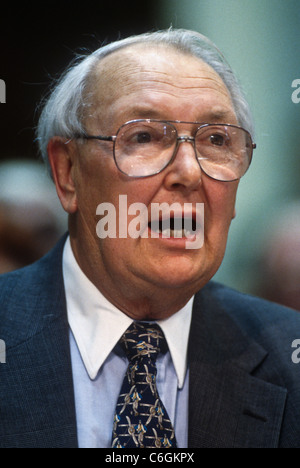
[148,216,198,238]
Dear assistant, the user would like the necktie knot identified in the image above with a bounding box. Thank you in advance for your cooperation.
[120,322,166,363]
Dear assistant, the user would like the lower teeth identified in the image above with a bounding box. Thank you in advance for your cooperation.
[161,229,193,238]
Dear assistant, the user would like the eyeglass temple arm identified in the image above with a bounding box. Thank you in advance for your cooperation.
[74,134,115,142]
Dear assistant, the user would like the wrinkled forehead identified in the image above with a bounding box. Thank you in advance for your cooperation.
[90,43,233,110]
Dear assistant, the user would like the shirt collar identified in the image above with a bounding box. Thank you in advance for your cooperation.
[63,237,194,388]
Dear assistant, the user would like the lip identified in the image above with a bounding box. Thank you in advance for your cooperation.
[146,226,201,251]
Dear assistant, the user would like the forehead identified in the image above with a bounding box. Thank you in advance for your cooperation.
[90,44,235,126]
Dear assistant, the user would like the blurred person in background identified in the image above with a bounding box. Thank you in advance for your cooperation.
[0,203,41,273]
[0,160,67,273]
[258,203,300,311]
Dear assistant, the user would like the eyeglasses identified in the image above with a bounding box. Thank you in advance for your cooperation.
[75,119,256,182]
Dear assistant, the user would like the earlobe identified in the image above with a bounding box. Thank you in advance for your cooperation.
[47,137,78,214]
[232,209,237,220]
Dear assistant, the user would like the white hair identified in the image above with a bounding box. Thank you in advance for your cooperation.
[37,28,255,175]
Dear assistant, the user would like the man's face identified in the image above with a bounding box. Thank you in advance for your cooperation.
[64,45,240,315]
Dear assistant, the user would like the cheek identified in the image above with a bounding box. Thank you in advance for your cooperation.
[204,181,238,234]
[75,147,117,206]
[77,144,161,204]
[76,157,162,240]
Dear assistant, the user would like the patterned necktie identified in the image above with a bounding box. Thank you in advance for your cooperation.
[111,322,177,449]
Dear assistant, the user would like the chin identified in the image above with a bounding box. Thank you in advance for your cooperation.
[148,256,210,290]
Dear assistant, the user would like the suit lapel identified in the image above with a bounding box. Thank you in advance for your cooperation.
[188,287,287,448]
[0,236,78,448]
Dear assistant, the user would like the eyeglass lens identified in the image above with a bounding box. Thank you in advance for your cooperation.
[114,120,253,181]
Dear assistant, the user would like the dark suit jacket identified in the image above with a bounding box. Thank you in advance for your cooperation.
[0,236,300,448]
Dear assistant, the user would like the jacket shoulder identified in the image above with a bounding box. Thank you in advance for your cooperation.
[201,281,300,334]
[0,236,67,347]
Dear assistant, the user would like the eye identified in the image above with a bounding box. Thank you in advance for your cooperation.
[136,132,152,144]
[209,133,226,146]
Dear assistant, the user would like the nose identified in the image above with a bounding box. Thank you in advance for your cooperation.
[163,136,203,191]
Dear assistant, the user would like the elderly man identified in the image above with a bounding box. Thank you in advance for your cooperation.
[0,29,299,449]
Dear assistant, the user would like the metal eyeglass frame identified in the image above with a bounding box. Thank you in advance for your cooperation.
[74,119,257,181]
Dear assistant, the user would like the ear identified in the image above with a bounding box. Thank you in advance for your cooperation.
[47,137,78,214]
[232,208,237,220]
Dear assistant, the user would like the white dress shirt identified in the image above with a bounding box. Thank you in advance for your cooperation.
[63,237,193,448]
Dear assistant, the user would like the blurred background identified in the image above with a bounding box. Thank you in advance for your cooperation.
[0,0,299,309]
